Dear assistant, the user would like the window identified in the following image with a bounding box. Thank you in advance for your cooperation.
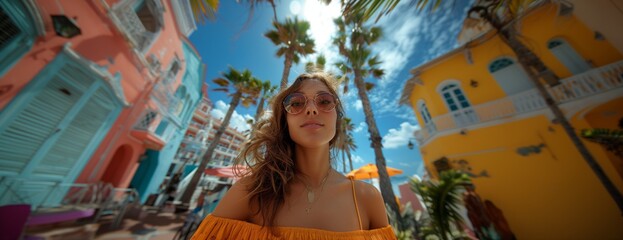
[438,81,478,127]
[0,1,38,76]
[488,57,534,95]
[417,100,436,133]
[547,38,591,75]
[113,0,164,52]
[174,85,186,115]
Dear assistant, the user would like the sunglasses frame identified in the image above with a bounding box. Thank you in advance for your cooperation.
[283,92,338,115]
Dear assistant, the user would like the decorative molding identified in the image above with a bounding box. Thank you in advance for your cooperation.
[62,43,129,106]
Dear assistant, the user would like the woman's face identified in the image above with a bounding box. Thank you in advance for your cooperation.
[285,79,337,149]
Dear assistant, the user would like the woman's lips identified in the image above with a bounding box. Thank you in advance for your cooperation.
[301,122,324,129]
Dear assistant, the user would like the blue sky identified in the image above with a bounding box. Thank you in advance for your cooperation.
[189,0,473,189]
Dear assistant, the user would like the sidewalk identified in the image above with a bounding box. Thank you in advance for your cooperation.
[95,207,188,240]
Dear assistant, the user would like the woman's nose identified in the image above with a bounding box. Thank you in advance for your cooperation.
[306,100,318,115]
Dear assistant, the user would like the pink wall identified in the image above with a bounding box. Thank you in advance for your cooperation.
[0,0,187,188]
[398,183,425,214]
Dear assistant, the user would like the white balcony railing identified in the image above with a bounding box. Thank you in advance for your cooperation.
[416,60,623,145]
[170,0,197,37]
[109,0,163,52]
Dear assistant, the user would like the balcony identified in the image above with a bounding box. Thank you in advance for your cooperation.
[151,77,181,118]
[187,122,203,133]
[130,108,166,150]
[170,0,197,37]
[108,0,164,52]
[416,60,623,145]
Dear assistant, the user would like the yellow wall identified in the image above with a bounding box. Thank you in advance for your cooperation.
[517,4,622,78]
[420,116,623,239]
[408,2,623,239]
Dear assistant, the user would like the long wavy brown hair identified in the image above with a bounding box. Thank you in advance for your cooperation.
[234,71,345,230]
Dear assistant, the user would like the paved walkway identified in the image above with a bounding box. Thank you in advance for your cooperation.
[95,208,189,240]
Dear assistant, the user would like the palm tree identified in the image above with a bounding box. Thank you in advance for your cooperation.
[244,0,279,22]
[343,0,623,212]
[180,67,260,204]
[411,170,471,240]
[344,134,357,172]
[332,12,403,228]
[305,54,327,72]
[190,0,219,24]
[252,79,277,124]
[265,17,316,90]
[338,117,357,173]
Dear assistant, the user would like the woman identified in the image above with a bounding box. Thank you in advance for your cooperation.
[191,72,396,239]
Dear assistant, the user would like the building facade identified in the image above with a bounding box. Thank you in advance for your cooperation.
[168,97,248,201]
[130,40,205,203]
[0,0,201,208]
[401,2,623,239]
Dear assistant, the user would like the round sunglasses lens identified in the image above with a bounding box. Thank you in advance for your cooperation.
[284,94,306,114]
[315,93,336,112]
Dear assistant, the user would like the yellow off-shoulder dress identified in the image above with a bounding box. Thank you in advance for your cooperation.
[191,178,397,240]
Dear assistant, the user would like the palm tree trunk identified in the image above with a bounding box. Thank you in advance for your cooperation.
[280,51,293,90]
[254,96,266,124]
[347,149,354,172]
[342,148,347,173]
[268,0,278,22]
[499,28,623,212]
[352,69,403,230]
[180,91,243,204]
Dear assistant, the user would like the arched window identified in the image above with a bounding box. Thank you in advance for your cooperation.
[174,85,186,115]
[438,81,478,127]
[488,57,534,95]
[417,100,436,134]
[547,38,591,74]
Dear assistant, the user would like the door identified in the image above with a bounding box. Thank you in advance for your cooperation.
[0,59,121,208]
[489,57,535,96]
[548,39,591,75]
[440,83,478,127]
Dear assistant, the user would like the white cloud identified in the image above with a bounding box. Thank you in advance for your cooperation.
[382,122,421,149]
[353,122,367,133]
[375,4,424,87]
[365,1,472,120]
[353,100,362,111]
[210,100,254,132]
[351,154,365,163]
[300,0,342,74]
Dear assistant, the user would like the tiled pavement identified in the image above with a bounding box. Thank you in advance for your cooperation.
[95,207,189,240]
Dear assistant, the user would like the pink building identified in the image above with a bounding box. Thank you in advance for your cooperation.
[0,0,200,207]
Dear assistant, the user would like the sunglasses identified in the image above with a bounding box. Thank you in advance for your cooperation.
[283,92,337,115]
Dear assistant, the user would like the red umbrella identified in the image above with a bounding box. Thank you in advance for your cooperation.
[204,165,248,178]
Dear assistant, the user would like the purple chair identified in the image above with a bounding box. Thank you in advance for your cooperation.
[0,204,31,240]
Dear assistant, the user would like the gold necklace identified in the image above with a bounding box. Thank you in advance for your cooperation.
[299,168,331,215]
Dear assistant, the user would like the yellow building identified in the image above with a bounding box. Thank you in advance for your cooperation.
[400,2,623,239]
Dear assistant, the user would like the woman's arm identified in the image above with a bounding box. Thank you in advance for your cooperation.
[357,182,391,229]
[211,179,251,221]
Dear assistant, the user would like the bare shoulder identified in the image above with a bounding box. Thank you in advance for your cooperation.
[353,180,390,229]
[211,177,252,221]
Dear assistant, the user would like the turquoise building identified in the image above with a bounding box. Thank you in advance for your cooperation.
[130,40,205,203]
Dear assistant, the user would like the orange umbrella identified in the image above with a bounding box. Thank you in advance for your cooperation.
[346,163,404,180]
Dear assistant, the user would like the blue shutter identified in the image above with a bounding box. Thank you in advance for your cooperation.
[34,88,114,179]
[0,76,83,175]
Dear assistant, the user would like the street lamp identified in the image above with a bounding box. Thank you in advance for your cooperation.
[407,138,417,150]
[52,15,82,38]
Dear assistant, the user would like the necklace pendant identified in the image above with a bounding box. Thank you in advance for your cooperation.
[307,191,315,203]
[305,207,311,214]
